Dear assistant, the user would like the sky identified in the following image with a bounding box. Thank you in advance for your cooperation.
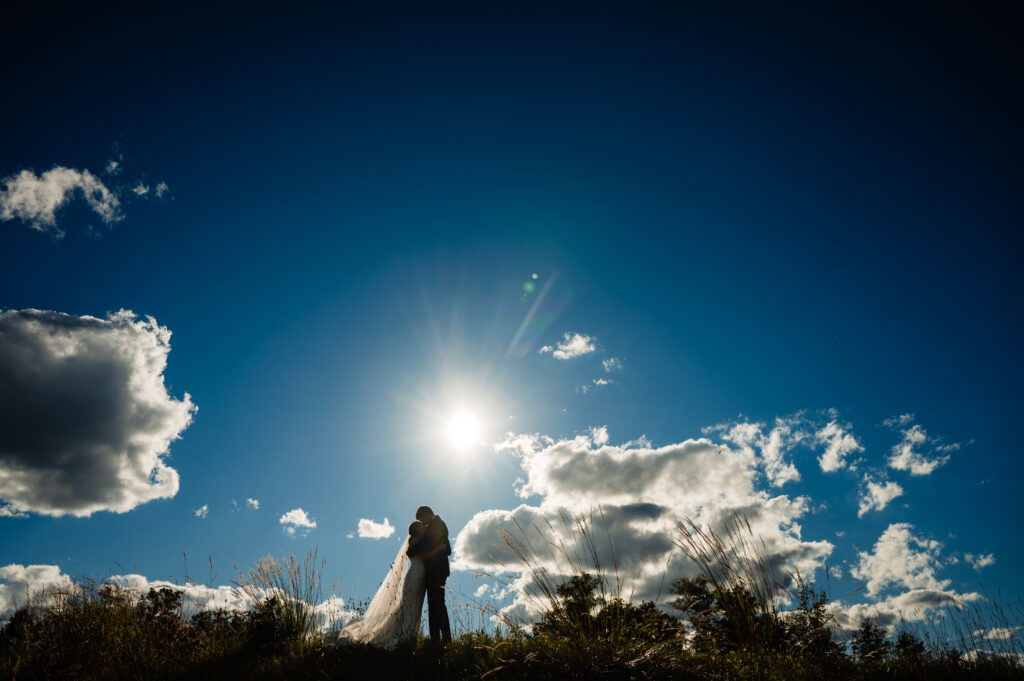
[1,2,1022,634]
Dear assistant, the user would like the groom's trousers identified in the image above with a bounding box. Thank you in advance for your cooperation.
[426,582,452,646]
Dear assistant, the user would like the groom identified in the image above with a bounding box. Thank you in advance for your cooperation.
[407,504,452,650]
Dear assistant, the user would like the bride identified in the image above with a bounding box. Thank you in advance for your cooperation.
[334,520,428,649]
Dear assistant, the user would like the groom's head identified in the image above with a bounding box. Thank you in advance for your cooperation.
[416,505,434,522]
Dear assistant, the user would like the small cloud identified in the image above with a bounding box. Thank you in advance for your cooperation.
[155,182,169,198]
[131,182,150,196]
[1,167,121,237]
[104,158,121,175]
[538,332,596,360]
[279,508,316,536]
[602,357,622,372]
[885,416,958,476]
[246,498,260,510]
[883,413,915,428]
[857,476,904,517]
[592,378,612,386]
[972,626,1021,641]
[357,517,395,539]
[815,420,863,473]
[965,553,996,571]
[474,584,489,598]
[194,504,209,519]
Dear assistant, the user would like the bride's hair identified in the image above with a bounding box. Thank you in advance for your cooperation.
[408,520,425,537]
[415,505,433,521]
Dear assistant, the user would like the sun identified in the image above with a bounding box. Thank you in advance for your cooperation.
[444,410,481,451]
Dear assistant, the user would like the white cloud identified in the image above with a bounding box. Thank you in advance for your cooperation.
[0,564,73,620]
[849,523,948,597]
[857,476,904,517]
[831,522,983,631]
[0,309,196,517]
[831,588,982,632]
[474,584,489,598]
[815,420,863,472]
[973,626,1021,641]
[592,378,611,386]
[965,553,996,571]
[885,416,956,476]
[194,504,209,519]
[708,416,803,487]
[246,498,260,510]
[132,182,150,196]
[538,332,596,360]
[602,357,622,372]
[279,508,317,536]
[0,167,121,236]
[0,563,356,632]
[155,182,169,198]
[458,428,833,624]
[357,517,395,539]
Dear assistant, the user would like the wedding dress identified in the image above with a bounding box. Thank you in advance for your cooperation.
[335,537,426,649]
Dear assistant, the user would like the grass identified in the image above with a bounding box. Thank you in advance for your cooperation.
[2,516,1022,680]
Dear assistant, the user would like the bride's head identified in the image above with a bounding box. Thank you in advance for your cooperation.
[408,520,426,538]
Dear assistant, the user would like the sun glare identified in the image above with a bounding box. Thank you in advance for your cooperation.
[445,410,481,451]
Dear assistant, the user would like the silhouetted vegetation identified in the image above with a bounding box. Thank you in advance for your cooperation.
[2,518,1022,680]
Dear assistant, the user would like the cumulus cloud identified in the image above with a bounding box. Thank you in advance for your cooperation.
[850,523,948,596]
[0,564,73,620]
[885,415,957,476]
[0,167,121,236]
[831,587,983,632]
[280,508,316,536]
[456,427,833,623]
[815,420,863,473]
[857,476,904,517]
[707,416,804,487]
[538,332,596,360]
[0,563,355,631]
[194,504,209,519]
[247,498,260,510]
[357,517,395,539]
[965,553,996,571]
[0,309,196,517]
[829,523,983,631]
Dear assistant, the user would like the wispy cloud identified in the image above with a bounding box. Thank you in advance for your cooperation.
[357,517,395,539]
[857,476,904,517]
[194,504,209,519]
[538,332,596,360]
[815,420,863,473]
[246,498,260,510]
[885,415,958,476]
[0,163,170,238]
[0,167,120,236]
[602,357,622,372]
[280,508,316,536]
[965,552,996,571]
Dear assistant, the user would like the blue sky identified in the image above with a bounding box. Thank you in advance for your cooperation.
[1,3,1021,630]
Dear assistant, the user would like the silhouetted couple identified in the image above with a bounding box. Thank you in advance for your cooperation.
[336,504,451,653]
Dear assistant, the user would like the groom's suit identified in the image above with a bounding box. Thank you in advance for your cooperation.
[407,515,452,647]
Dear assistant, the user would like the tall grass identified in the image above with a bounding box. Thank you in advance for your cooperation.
[2,524,1023,680]
[231,545,326,639]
